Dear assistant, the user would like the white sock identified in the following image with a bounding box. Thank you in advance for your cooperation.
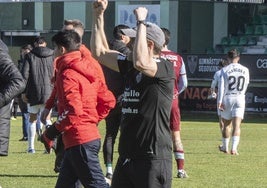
[232,136,240,151]
[222,137,230,152]
[107,164,113,174]
[28,122,36,150]
[174,151,184,160]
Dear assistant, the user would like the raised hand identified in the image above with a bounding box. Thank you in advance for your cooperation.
[93,0,108,15]
[134,7,148,21]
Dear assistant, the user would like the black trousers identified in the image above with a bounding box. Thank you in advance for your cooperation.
[55,139,109,188]
[0,103,12,156]
[103,104,122,165]
[112,157,172,188]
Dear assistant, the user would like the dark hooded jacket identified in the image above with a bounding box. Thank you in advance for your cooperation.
[103,39,131,98]
[22,46,54,106]
[0,39,26,156]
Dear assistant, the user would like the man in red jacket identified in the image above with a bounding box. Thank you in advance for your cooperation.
[40,19,107,174]
[42,30,115,187]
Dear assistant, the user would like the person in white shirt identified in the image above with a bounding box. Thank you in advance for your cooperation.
[218,49,250,155]
[208,58,229,138]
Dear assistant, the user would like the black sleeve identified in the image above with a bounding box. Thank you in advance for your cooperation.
[0,40,8,53]
[155,58,174,80]
[21,54,30,81]
[0,41,26,108]
[117,53,133,76]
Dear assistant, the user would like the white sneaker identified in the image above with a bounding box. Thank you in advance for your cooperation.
[105,177,111,186]
[27,149,35,154]
[177,170,189,178]
[231,150,239,155]
[218,145,229,154]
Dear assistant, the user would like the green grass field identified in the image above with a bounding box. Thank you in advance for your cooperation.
[0,113,266,188]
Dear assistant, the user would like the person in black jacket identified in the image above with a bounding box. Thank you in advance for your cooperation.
[0,39,26,156]
[102,24,132,179]
[17,44,33,141]
[21,36,54,154]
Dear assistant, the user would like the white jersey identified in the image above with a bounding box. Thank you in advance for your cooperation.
[218,63,250,119]
[210,69,222,114]
[211,70,222,90]
[178,61,187,94]
[218,63,250,103]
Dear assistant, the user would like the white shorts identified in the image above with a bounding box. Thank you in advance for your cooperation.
[217,108,222,117]
[221,95,245,120]
[217,99,221,116]
[27,104,45,114]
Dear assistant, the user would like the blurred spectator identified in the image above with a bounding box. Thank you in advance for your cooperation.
[0,39,26,156]
[17,44,32,141]
[21,36,54,153]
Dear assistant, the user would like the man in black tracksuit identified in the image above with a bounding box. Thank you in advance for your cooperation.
[102,24,132,179]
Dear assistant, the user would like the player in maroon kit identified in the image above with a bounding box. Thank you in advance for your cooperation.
[161,28,188,178]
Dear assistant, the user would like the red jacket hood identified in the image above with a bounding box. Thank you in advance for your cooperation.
[56,50,98,83]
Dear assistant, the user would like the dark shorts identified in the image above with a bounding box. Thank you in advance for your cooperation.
[112,157,172,188]
[170,98,181,131]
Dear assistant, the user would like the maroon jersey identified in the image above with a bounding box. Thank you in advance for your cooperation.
[161,50,184,131]
[161,50,184,98]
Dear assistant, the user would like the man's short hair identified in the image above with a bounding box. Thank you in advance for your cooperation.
[34,36,46,45]
[219,58,228,67]
[227,49,240,59]
[161,28,171,46]
[63,19,85,39]
[113,24,130,40]
[21,44,33,51]
[63,19,84,30]
[52,30,81,52]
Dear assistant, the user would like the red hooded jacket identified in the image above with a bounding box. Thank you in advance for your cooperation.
[45,44,106,110]
[54,50,115,149]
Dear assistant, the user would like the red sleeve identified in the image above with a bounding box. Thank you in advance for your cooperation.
[96,81,116,121]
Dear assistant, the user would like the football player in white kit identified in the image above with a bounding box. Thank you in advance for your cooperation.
[218,49,250,155]
[208,58,229,134]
